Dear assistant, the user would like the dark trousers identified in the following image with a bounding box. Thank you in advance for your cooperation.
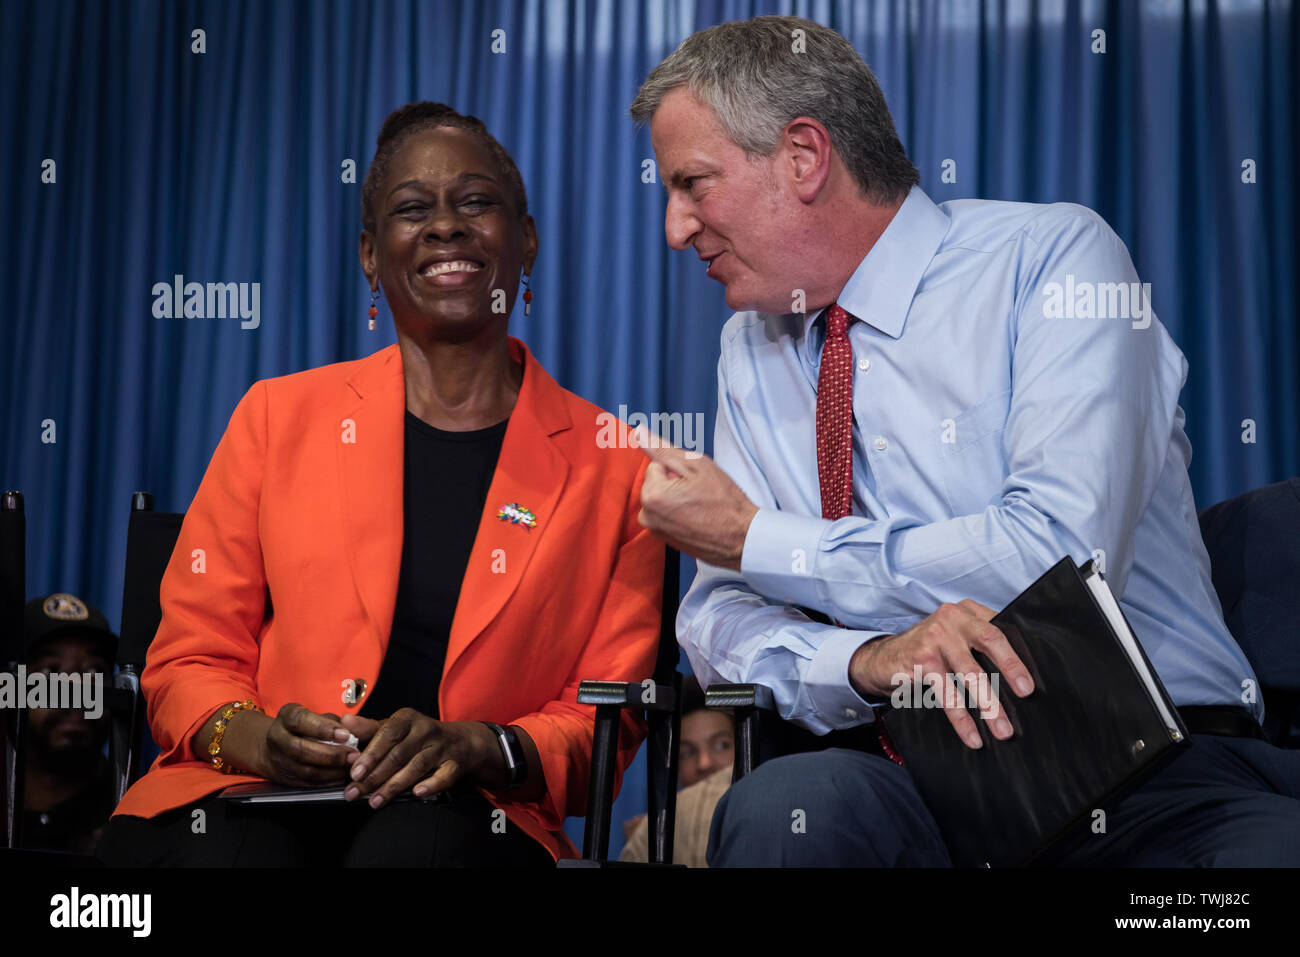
[96,789,553,867]
[707,734,1300,866]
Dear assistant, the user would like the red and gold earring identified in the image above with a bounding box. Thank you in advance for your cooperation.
[522,272,533,317]
[368,286,380,330]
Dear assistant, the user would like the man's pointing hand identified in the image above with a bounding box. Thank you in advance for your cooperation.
[634,426,758,571]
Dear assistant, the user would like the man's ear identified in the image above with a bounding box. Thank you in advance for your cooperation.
[783,116,834,204]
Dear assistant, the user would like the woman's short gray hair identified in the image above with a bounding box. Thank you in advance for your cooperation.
[630,16,918,205]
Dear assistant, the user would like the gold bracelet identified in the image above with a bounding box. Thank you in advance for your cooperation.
[208,699,259,774]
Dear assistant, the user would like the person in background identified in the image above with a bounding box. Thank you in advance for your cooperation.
[18,593,117,854]
[620,675,733,866]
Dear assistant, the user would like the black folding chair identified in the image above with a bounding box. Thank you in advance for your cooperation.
[2,491,27,848]
[707,680,880,786]
[111,492,185,804]
[2,490,183,854]
[1198,477,1300,748]
[559,546,683,866]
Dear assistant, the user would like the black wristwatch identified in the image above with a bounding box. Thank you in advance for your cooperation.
[482,722,527,788]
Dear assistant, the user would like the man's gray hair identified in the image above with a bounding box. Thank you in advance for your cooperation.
[630,16,919,205]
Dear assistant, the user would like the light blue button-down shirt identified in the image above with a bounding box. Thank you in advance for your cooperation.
[678,185,1259,735]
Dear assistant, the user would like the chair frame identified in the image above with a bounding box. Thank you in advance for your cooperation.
[1,491,182,853]
[560,546,683,867]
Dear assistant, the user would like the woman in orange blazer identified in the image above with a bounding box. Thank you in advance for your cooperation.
[99,102,663,865]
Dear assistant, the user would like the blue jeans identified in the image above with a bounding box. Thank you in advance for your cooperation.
[706,735,1300,866]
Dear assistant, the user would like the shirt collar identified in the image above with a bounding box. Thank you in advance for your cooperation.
[802,185,950,357]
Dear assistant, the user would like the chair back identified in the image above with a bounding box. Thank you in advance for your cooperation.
[1,492,25,848]
[111,492,184,802]
[1198,477,1300,744]
[0,492,24,666]
[119,492,185,669]
[569,546,683,865]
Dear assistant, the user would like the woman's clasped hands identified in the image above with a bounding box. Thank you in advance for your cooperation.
[339,709,500,808]
[253,703,499,807]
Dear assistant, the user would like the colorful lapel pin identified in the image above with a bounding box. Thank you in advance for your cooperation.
[497,502,538,530]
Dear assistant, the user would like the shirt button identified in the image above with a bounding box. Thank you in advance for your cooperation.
[874,437,888,452]
[857,358,871,372]
[843,707,859,719]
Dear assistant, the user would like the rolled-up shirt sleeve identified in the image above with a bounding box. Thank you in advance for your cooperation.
[678,350,885,735]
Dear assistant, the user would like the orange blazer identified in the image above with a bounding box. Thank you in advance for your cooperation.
[113,337,664,861]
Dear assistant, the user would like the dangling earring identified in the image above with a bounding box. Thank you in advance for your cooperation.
[368,285,380,331]
[521,272,533,317]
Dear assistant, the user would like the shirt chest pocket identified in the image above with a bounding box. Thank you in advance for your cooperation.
[938,389,1011,516]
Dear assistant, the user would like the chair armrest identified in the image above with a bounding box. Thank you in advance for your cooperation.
[705,683,776,785]
[705,682,776,711]
[576,679,678,712]
[571,678,681,865]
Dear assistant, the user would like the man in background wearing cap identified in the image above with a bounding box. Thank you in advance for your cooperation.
[12,592,117,853]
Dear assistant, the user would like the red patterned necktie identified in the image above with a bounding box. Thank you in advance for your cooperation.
[816,304,855,520]
[815,303,904,766]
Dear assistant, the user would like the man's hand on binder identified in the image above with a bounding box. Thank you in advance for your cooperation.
[848,600,1036,750]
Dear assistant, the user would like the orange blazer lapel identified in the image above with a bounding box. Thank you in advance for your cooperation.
[444,337,572,678]
[336,345,406,660]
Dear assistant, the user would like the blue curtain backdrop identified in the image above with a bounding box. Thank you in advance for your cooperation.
[3,0,1297,855]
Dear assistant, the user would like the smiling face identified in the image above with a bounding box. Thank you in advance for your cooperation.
[361,126,537,342]
[651,87,810,314]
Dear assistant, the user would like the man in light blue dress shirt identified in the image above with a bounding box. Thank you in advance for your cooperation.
[629,16,1300,866]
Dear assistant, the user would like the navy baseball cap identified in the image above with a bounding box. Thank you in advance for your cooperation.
[23,593,118,663]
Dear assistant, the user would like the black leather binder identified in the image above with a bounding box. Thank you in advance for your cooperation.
[881,556,1190,867]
